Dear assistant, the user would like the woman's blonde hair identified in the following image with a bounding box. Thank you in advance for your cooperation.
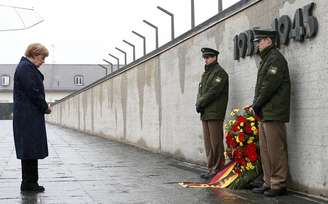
[25,43,49,58]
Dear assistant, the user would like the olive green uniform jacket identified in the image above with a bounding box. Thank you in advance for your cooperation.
[196,62,229,121]
[253,46,291,122]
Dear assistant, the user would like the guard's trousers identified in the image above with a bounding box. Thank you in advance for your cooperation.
[21,159,39,185]
[202,120,225,173]
[259,121,289,190]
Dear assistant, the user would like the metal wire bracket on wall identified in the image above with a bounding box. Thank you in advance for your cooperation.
[0,3,44,31]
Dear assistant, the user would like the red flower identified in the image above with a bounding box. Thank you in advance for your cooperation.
[236,158,247,166]
[226,133,238,148]
[245,124,253,134]
[245,143,257,162]
[238,132,245,142]
[237,116,247,123]
[233,148,243,160]
[231,124,240,132]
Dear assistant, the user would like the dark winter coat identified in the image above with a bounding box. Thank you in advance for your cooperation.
[253,46,291,122]
[196,62,229,121]
[13,57,49,159]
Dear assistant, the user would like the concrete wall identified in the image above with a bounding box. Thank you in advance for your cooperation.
[46,0,328,197]
[46,91,72,103]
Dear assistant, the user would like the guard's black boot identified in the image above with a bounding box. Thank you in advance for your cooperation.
[264,188,287,197]
[200,172,215,179]
[252,186,270,194]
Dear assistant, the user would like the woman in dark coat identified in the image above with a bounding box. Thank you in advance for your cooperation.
[13,43,51,192]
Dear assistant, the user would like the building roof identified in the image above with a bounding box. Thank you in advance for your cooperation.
[0,64,116,92]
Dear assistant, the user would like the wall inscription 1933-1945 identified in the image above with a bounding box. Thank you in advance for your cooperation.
[233,2,318,60]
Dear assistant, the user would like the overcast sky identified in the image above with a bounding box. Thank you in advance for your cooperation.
[0,0,239,64]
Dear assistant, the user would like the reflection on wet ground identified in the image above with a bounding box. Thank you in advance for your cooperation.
[0,121,327,204]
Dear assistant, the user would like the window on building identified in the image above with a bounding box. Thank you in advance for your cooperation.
[74,75,84,86]
[1,75,10,86]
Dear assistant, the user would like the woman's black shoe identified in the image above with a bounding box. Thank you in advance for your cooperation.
[200,172,216,179]
[20,183,45,193]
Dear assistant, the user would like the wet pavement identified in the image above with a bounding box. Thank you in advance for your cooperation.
[0,120,327,204]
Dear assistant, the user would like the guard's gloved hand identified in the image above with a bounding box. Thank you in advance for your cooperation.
[252,105,261,116]
[243,105,252,110]
[196,105,204,114]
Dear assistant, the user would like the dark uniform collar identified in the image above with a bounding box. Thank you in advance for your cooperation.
[204,62,218,71]
[259,45,274,60]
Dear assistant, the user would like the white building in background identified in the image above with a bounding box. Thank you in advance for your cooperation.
[0,64,112,103]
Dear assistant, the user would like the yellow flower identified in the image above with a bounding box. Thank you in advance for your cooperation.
[248,117,255,121]
[251,122,255,126]
[251,126,257,131]
[246,162,254,170]
[240,122,244,127]
[247,137,255,144]
[233,108,240,113]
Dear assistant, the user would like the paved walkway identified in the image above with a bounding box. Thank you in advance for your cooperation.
[0,120,327,204]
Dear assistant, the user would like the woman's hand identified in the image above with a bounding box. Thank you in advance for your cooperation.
[45,104,52,114]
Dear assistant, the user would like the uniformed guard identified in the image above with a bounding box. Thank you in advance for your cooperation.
[250,28,291,197]
[196,47,229,179]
